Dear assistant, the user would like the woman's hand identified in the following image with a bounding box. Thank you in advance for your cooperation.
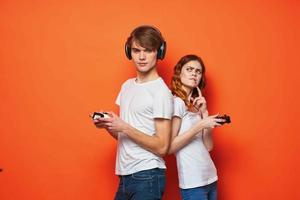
[191,87,207,114]
[195,114,225,130]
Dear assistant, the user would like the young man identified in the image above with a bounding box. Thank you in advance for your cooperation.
[94,25,173,200]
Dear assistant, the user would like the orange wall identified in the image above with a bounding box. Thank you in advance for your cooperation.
[1,0,299,199]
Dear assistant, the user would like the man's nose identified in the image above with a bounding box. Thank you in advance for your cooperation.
[139,51,146,60]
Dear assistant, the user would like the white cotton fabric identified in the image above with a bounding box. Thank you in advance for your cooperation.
[173,96,218,189]
[115,77,173,175]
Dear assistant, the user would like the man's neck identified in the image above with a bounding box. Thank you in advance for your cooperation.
[136,67,159,83]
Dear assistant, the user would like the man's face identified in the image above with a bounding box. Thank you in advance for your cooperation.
[131,41,158,73]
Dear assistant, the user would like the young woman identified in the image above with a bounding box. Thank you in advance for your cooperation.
[169,54,224,200]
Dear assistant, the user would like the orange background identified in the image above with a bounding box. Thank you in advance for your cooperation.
[1,0,299,199]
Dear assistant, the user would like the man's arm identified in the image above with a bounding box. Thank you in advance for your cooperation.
[123,118,171,157]
[98,113,172,157]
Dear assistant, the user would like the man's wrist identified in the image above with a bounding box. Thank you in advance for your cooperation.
[122,123,133,135]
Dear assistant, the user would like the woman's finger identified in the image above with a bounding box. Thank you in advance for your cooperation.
[193,97,205,106]
[193,97,201,105]
[196,87,202,97]
[188,92,193,100]
[210,114,219,118]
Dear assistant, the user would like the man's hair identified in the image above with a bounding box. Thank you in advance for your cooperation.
[126,25,165,51]
[171,54,206,111]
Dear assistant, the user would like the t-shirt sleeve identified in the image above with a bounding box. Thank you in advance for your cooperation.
[115,90,121,106]
[173,97,186,118]
[153,89,173,120]
[115,79,129,106]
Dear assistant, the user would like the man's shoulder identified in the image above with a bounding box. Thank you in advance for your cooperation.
[120,78,135,88]
[153,77,171,92]
[123,78,135,84]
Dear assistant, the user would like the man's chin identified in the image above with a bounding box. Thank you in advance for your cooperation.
[136,66,150,72]
[135,64,156,73]
[137,69,150,73]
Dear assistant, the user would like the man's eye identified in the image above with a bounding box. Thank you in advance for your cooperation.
[131,49,140,53]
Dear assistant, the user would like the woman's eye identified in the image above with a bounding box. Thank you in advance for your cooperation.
[196,70,202,74]
[187,68,192,71]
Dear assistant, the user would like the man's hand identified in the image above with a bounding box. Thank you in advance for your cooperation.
[91,112,121,140]
[94,112,129,133]
[91,111,108,128]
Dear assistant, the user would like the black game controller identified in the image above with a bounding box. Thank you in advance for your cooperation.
[216,114,231,125]
[92,112,110,120]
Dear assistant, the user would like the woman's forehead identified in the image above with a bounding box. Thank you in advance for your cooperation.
[183,60,202,69]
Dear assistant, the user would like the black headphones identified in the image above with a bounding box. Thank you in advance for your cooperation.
[125,26,167,60]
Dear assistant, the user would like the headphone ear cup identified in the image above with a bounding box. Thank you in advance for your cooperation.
[157,41,166,60]
[125,42,132,60]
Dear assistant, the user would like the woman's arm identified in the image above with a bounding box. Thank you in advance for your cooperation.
[201,111,214,151]
[202,128,213,151]
[168,116,182,154]
[168,115,221,154]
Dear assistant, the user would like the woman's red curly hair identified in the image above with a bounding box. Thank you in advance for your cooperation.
[171,54,206,111]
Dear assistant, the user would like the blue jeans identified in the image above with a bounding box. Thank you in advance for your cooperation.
[114,168,166,200]
[180,181,217,200]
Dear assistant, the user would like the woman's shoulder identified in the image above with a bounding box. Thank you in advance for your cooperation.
[173,96,186,107]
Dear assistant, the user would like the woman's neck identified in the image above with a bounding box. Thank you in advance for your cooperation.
[182,85,192,99]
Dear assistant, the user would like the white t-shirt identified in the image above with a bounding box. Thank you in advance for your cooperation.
[173,96,218,189]
[115,77,173,175]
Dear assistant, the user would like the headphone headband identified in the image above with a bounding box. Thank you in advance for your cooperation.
[125,26,166,60]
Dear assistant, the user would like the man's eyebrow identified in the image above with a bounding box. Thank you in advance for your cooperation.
[131,47,141,51]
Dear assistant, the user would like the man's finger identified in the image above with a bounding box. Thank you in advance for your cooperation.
[95,117,113,123]
[104,122,113,127]
[107,111,117,118]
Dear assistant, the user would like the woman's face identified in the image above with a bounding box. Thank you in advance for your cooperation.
[180,60,202,92]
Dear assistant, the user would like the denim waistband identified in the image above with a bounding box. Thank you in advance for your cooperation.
[118,168,165,178]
